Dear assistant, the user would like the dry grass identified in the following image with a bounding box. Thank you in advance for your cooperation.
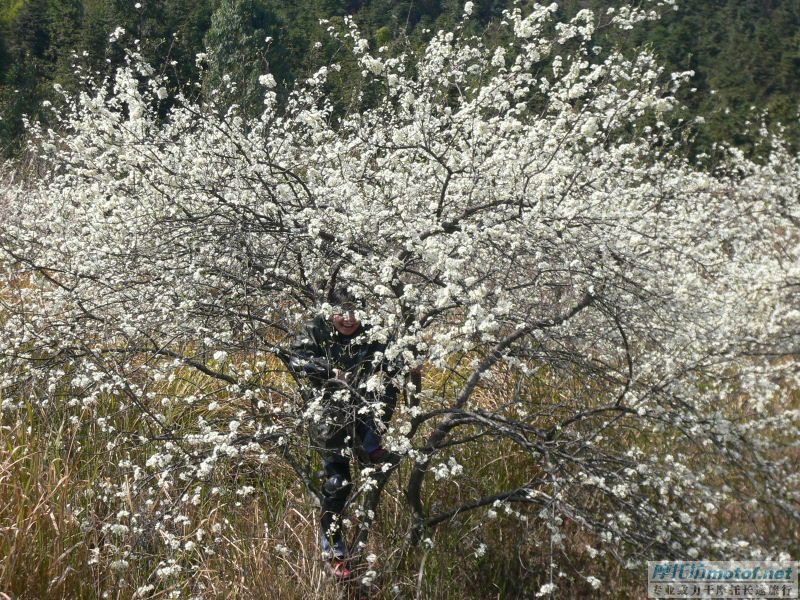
[0,358,798,599]
[0,402,617,599]
[0,413,94,599]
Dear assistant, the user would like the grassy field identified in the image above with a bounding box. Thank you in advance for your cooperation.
[1,353,798,599]
[0,385,638,598]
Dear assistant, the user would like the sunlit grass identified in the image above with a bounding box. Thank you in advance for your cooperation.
[1,334,798,598]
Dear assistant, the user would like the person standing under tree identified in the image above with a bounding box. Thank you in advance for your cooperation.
[288,287,404,578]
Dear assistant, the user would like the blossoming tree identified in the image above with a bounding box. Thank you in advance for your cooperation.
[1,1,798,596]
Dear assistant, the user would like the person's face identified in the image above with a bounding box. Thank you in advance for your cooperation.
[331,303,361,335]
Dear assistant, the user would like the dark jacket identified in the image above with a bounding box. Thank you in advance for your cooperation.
[289,315,396,387]
[289,315,401,453]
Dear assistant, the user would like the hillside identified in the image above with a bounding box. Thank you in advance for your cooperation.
[1,0,798,158]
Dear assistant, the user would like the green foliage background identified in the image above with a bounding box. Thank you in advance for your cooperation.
[0,0,798,158]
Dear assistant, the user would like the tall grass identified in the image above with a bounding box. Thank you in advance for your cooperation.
[1,408,94,598]
[1,364,798,598]
[0,395,621,599]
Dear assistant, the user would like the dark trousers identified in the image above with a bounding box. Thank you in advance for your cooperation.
[318,387,397,557]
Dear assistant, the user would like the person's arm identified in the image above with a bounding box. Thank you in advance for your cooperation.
[379,338,423,384]
[289,317,333,381]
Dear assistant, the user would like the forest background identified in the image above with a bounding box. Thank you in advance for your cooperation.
[1,0,799,160]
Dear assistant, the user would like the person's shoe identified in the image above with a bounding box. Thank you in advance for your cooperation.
[328,557,353,579]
